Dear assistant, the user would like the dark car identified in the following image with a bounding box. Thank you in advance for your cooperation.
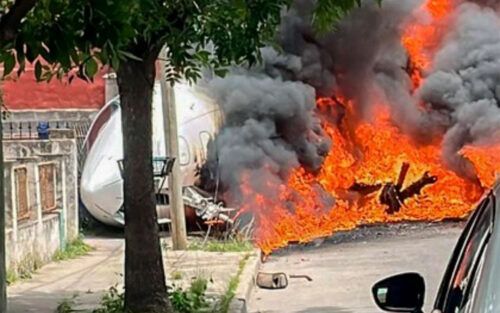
[372,181,500,313]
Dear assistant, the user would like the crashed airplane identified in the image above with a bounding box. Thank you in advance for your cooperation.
[79,82,231,227]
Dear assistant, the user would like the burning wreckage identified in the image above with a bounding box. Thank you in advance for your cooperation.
[81,0,500,255]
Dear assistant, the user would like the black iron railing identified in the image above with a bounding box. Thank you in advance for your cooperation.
[1,120,91,175]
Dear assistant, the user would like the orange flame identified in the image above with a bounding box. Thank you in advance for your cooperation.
[401,0,453,89]
[233,0,500,255]
[238,99,499,255]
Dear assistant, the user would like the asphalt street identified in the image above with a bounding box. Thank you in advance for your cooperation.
[248,222,463,313]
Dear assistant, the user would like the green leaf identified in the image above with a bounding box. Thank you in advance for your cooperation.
[110,55,120,71]
[214,68,228,78]
[34,61,42,81]
[85,57,98,78]
[3,53,16,77]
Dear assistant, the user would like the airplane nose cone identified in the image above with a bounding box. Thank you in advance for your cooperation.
[80,156,124,226]
[80,108,125,227]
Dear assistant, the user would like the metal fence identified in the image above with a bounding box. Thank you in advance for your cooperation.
[2,120,88,139]
[2,120,91,175]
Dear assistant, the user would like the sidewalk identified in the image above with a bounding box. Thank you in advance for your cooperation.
[7,237,259,313]
[7,238,123,313]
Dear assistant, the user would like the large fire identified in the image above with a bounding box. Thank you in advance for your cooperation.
[235,0,500,255]
[401,0,453,89]
[241,99,500,255]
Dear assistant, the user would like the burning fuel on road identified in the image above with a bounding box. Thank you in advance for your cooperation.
[203,0,500,255]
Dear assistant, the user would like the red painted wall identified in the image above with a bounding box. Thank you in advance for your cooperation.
[2,67,105,110]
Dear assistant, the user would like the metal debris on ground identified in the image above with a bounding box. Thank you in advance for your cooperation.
[256,272,313,289]
[256,272,288,289]
[289,274,313,282]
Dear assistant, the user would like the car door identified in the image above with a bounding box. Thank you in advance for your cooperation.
[433,193,495,313]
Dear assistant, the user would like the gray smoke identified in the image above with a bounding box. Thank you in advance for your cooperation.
[204,73,330,202]
[205,0,500,206]
[268,0,500,182]
[264,0,419,116]
[416,2,500,179]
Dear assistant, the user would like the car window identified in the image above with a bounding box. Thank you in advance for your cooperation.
[441,196,493,313]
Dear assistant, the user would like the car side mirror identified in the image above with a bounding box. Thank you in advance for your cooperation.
[372,273,425,313]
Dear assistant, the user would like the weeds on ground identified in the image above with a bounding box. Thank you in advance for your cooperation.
[56,294,79,313]
[91,278,211,313]
[7,238,90,287]
[169,277,211,313]
[92,286,126,313]
[89,253,251,313]
[6,269,17,285]
[214,254,250,313]
[53,236,93,261]
[6,253,43,284]
[188,238,253,253]
[171,270,183,280]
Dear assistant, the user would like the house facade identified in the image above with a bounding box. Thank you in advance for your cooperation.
[2,68,108,278]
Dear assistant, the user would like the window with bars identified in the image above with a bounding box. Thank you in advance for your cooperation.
[39,163,57,213]
[14,167,30,221]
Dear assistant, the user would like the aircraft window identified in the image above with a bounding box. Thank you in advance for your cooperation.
[178,136,190,166]
[199,131,212,160]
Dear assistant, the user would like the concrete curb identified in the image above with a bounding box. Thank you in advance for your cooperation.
[228,249,262,313]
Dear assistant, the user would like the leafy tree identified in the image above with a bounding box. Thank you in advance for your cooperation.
[0,1,372,312]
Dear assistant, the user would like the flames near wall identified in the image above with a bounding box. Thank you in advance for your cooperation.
[203,0,500,254]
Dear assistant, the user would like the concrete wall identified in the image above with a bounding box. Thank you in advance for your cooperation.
[3,134,79,275]
[3,110,97,124]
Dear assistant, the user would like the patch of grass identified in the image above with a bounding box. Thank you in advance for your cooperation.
[171,270,183,280]
[188,238,253,253]
[53,237,93,262]
[170,277,211,313]
[6,269,18,285]
[10,252,44,282]
[87,251,253,313]
[56,300,74,313]
[92,286,126,313]
[92,279,212,313]
[215,254,250,313]
[6,238,91,286]
[56,297,77,313]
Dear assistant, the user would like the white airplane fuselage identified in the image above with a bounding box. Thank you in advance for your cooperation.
[80,82,221,227]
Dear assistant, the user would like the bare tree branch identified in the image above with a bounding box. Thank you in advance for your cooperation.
[0,0,38,43]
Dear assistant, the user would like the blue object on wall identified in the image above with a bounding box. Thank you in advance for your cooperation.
[37,122,50,139]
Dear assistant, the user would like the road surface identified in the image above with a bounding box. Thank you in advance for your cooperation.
[248,222,463,313]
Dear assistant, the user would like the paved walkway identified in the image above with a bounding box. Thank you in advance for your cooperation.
[8,238,123,313]
[7,237,254,313]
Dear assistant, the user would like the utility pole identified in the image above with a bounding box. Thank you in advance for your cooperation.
[0,108,6,313]
[159,48,188,250]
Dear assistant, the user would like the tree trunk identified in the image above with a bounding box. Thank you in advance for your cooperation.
[0,117,6,313]
[116,50,172,313]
